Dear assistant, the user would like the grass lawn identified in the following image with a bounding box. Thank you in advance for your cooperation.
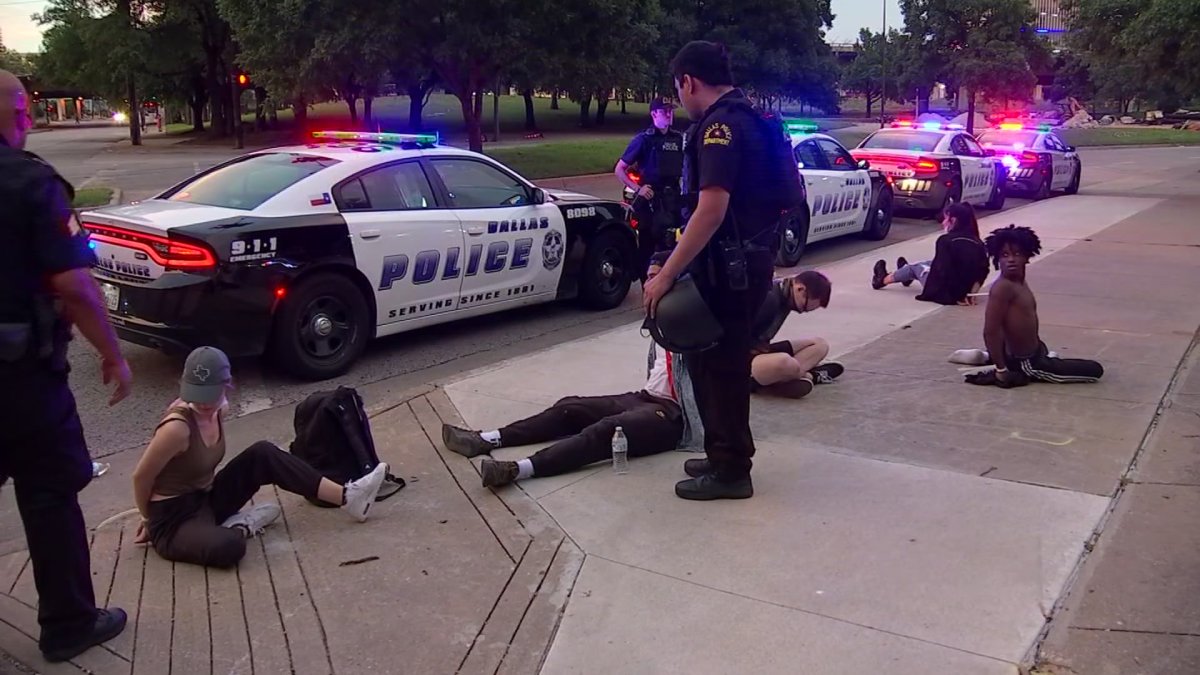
[72,187,114,208]
[1060,126,1200,147]
[487,138,630,179]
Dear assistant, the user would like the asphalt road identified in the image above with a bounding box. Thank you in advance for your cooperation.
[23,126,1200,458]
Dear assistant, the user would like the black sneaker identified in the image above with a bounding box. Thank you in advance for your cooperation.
[480,459,519,488]
[872,260,888,290]
[810,362,845,385]
[683,458,711,478]
[896,257,913,287]
[442,424,494,458]
[675,474,754,501]
[42,608,128,663]
[760,378,813,399]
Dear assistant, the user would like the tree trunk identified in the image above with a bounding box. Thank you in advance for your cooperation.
[293,95,308,131]
[363,96,374,130]
[345,95,359,126]
[522,87,536,130]
[621,90,627,114]
[865,95,874,120]
[407,84,425,130]
[127,77,141,146]
[550,89,560,110]
[966,89,977,134]
[595,89,609,126]
[459,90,484,153]
[268,105,278,128]
[578,94,592,127]
[254,87,266,131]
[492,78,501,142]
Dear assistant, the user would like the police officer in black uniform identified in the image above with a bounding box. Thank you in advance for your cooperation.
[642,43,804,501]
[0,69,132,662]
[615,98,685,282]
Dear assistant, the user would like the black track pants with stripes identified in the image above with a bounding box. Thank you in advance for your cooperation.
[1011,341,1104,384]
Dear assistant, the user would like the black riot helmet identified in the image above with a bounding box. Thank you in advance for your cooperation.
[642,275,723,354]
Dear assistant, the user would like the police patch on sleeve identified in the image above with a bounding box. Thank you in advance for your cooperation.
[703,122,733,146]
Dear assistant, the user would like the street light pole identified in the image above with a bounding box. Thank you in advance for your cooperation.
[880,0,887,128]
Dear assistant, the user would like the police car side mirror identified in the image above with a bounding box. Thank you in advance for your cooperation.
[983,148,997,157]
[856,159,870,170]
[532,188,548,205]
[1065,145,1076,152]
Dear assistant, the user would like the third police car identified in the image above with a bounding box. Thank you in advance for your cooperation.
[79,131,636,380]
[850,121,1007,216]
[975,123,1082,200]
[781,120,894,266]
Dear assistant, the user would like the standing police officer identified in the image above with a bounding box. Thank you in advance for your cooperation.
[0,70,132,662]
[615,98,685,283]
[642,43,804,501]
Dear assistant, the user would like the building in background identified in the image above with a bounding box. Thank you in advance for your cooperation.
[1031,0,1068,40]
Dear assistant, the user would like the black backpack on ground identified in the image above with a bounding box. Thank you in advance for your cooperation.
[289,387,405,507]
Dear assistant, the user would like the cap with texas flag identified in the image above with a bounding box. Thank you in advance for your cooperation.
[179,346,233,404]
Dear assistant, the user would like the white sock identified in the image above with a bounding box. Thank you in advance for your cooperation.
[516,459,535,480]
[481,430,502,446]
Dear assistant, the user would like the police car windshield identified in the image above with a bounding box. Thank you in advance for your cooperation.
[165,153,340,210]
[977,130,1039,148]
[860,130,943,152]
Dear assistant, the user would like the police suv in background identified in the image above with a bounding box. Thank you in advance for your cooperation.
[783,121,894,266]
[850,121,1007,216]
[975,123,1082,200]
[80,131,636,380]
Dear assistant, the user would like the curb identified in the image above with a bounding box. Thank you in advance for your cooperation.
[109,188,122,205]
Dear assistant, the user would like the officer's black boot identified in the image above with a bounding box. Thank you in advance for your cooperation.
[675,473,754,501]
[42,608,127,663]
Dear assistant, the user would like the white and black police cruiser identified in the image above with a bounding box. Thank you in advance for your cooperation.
[976,122,1082,200]
[850,120,1007,216]
[782,120,894,265]
[79,131,636,380]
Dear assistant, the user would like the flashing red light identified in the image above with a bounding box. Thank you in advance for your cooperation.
[915,160,938,171]
[84,223,217,270]
[892,120,914,128]
[236,73,250,88]
[275,287,287,299]
[629,217,639,230]
[999,122,1024,131]
[1021,151,1040,165]
[628,171,642,185]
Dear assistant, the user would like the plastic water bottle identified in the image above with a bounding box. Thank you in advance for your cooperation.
[612,427,629,475]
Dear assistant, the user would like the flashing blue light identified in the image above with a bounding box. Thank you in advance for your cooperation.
[921,122,942,130]
[88,240,96,250]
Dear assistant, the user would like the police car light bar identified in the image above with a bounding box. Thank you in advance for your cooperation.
[996,122,1053,132]
[783,119,819,134]
[312,130,440,145]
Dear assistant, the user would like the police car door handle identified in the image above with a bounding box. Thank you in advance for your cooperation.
[359,229,381,240]
[466,226,486,236]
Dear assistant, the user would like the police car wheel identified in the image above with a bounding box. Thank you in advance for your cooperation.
[579,229,633,310]
[1065,166,1081,195]
[775,209,809,267]
[1034,177,1051,201]
[270,274,369,380]
[982,172,1006,210]
[935,186,962,220]
[862,189,893,241]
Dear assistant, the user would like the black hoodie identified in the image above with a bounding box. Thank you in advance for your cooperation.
[916,233,989,305]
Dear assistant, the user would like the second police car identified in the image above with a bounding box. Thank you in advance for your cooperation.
[79,131,637,380]
[975,123,1082,200]
[850,121,1007,216]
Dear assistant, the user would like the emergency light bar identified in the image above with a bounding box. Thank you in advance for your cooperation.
[995,121,1054,133]
[783,119,819,134]
[312,130,440,145]
[892,120,964,131]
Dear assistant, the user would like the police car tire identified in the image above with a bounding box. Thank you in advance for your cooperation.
[1034,177,1051,201]
[270,273,370,380]
[935,186,962,220]
[579,229,634,310]
[775,209,809,267]
[861,188,893,241]
[1065,166,1081,195]
[982,171,1006,210]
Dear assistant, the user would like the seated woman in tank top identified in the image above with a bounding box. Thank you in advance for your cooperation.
[130,347,389,568]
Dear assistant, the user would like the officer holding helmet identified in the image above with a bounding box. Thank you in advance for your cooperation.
[642,42,804,501]
[0,69,132,662]
[615,97,684,282]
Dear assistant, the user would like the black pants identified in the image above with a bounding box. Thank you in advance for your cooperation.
[0,366,97,652]
[500,392,683,476]
[685,252,775,479]
[1012,341,1104,384]
[633,191,679,283]
[147,441,325,569]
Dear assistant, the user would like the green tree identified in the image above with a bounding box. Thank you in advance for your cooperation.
[841,28,902,118]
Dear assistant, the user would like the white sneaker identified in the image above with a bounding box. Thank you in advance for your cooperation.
[221,503,281,537]
[949,349,990,366]
[343,463,389,523]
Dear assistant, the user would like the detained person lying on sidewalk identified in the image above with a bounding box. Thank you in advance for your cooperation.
[130,347,390,569]
[958,225,1104,387]
[871,202,989,306]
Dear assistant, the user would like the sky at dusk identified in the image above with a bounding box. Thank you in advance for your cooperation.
[2,0,901,54]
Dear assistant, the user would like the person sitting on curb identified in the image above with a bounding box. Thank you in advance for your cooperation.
[962,225,1104,387]
[871,201,989,306]
[131,347,390,568]
[748,270,843,399]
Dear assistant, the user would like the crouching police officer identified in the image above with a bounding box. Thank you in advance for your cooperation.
[0,70,132,662]
[642,43,804,501]
[616,97,684,283]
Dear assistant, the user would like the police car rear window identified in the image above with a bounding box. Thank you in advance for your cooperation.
[860,131,943,152]
[164,153,340,210]
[977,130,1039,148]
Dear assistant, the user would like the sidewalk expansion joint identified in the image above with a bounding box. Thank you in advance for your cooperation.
[1072,626,1200,638]
[1026,321,1200,667]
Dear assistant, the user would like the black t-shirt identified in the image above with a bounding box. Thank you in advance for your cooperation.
[916,234,989,305]
[0,144,95,326]
[621,128,684,187]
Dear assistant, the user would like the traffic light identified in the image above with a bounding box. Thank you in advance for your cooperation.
[236,72,251,89]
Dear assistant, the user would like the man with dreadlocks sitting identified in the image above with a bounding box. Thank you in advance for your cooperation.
[962,225,1104,388]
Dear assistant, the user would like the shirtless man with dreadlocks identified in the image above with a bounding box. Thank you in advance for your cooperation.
[963,225,1104,388]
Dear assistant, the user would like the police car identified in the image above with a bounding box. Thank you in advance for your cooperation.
[850,121,1007,216]
[79,131,636,380]
[782,121,894,266]
[975,123,1081,200]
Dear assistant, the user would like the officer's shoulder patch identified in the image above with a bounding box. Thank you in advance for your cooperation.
[64,211,82,236]
[703,122,733,146]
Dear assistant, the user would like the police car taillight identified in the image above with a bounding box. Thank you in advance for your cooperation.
[84,223,217,270]
[913,158,941,177]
